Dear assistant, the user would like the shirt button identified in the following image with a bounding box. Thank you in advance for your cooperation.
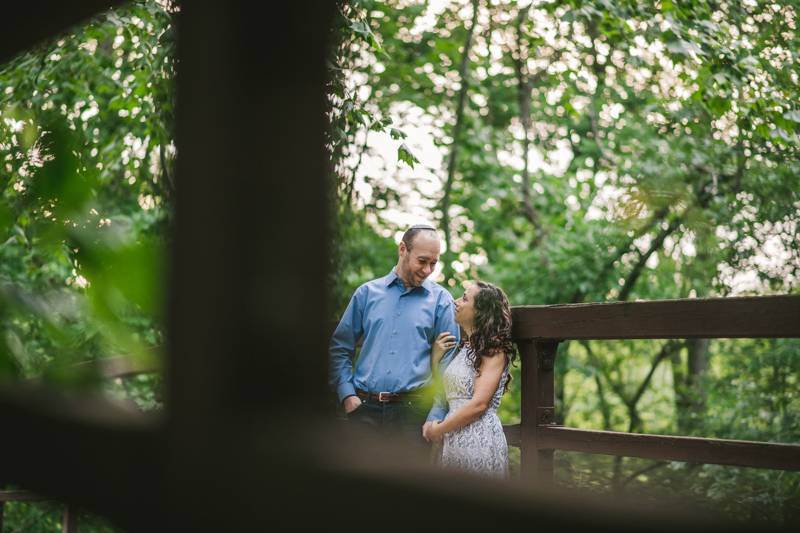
[394,331,398,335]
[397,312,401,315]
[388,371,392,374]
[391,350,395,354]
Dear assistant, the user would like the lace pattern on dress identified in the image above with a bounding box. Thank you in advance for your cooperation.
[439,345,509,478]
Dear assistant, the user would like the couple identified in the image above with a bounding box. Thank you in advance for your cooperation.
[329,224,516,477]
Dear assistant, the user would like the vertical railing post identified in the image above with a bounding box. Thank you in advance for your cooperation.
[63,504,78,533]
[519,339,560,486]
[0,484,5,533]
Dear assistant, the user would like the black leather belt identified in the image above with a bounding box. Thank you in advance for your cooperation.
[355,388,422,402]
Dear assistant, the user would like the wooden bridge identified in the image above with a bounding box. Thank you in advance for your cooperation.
[5,293,797,531]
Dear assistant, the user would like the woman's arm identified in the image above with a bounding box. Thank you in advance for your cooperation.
[427,351,505,442]
[431,331,456,376]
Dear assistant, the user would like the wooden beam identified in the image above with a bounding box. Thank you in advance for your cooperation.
[519,341,560,486]
[23,348,164,385]
[503,424,520,447]
[537,426,800,471]
[63,349,162,380]
[512,295,800,341]
[0,490,48,502]
[63,504,79,533]
[0,1,124,65]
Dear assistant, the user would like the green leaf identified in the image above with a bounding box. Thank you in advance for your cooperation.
[707,96,732,114]
[768,127,791,142]
[389,128,407,140]
[666,39,688,56]
[397,143,419,168]
[738,56,759,73]
[626,56,645,67]
[782,110,800,122]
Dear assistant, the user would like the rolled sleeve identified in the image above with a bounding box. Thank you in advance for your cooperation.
[328,288,365,403]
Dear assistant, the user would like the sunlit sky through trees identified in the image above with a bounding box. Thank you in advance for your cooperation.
[332,0,799,295]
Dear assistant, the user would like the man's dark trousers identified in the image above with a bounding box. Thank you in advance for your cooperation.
[346,395,433,460]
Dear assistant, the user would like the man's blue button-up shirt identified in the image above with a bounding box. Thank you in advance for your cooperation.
[328,268,459,421]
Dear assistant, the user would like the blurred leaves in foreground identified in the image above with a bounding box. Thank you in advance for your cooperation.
[0,0,175,390]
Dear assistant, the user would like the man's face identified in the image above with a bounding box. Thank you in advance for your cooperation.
[398,232,440,288]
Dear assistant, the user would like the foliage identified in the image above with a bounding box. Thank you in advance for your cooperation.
[330,0,800,526]
[326,1,427,318]
[0,0,176,385]
[0,2,176,530]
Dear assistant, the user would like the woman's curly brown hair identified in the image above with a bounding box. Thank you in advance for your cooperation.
[458,280,517,394]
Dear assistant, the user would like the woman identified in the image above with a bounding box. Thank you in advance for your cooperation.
[426,280,517,477]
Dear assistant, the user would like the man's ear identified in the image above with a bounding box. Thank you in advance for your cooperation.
[398,241,406,258]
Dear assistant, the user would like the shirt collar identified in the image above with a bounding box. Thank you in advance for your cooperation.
[385,267,433,294]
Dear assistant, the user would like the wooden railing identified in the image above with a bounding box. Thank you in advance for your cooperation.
[3,294,798,531]
[0,348,162,532]
[504,294,800,483]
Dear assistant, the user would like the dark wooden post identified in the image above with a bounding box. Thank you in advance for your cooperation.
[519,340,560,485]
[62,504,78,532]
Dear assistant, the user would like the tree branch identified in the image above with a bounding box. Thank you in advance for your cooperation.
[581,340,629,406]
[346,129,370,205]
[618,216,681,302]
[621,461,669,489]
[626,340,683,433]
[569,205,671,304]
[594,374,613,431]
[584,18,616,167]
[587,98,616,166]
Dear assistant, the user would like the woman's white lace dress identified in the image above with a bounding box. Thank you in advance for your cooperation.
[440,345,509,477]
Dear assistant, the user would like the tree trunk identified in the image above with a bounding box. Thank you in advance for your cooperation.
[685,338,710,431]
[440,0,479,283]
[671,346,691,433]
[512,6,543,243]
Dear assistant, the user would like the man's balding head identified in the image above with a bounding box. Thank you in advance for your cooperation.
[402,224,439,252]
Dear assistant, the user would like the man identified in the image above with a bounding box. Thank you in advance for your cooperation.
[328,224,459,451]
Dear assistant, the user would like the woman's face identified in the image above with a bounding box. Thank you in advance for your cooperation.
[454,284,480,328]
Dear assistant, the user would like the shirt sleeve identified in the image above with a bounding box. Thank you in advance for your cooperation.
[426,292,460,422]
[328,287,365,403]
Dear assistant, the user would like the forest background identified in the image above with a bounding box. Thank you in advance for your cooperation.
[0,0,798,531]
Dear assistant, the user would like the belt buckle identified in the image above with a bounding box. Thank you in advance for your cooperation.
[378,392,392,402]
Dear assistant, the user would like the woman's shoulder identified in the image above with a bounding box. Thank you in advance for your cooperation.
[480,349,507,368]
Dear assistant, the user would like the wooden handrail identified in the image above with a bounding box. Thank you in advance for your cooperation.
[509,294,800,484]
[0,491,76,533]
[536,426,800,471]
[511,294,800,340]
[0,490,47,502]
[502,424,800,472]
